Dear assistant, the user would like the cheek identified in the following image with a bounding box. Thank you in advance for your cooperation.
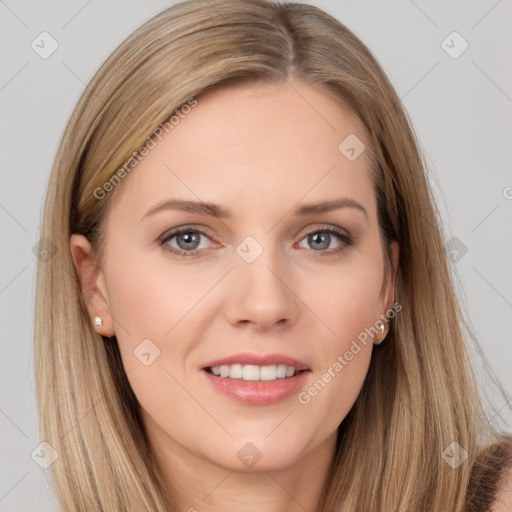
[103,253,203,434]
[297,344,372,444]
[292,256,383,431]
[298,254,384,345]
[104,247,221,342]
[295,301,376,441]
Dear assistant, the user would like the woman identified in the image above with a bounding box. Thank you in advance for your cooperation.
[34,0,511,510]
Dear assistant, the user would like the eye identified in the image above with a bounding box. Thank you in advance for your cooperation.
[297,227,353,254]
[158,225,353,257]
[159,227,216,256]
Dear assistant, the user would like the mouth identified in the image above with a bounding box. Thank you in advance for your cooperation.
[201,353,311,405]
[204,364,308,381]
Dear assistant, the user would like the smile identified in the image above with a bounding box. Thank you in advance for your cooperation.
[201,353,311,405]
[206,364,302,381]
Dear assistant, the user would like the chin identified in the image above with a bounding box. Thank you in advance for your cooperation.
[198,429,320,473]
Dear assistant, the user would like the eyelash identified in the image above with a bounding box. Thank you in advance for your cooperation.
[158,224,353,258]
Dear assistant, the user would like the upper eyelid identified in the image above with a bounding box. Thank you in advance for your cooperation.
[160,223,350,238]
[159,224,352,249]
[159,224,217,241]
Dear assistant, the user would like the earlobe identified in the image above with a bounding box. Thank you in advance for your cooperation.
[69,234,115,336]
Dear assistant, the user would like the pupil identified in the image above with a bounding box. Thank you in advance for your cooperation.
[178,232,199,250]
[310,232,330,250]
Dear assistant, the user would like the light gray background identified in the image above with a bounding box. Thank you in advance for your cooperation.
[1,1,511,510]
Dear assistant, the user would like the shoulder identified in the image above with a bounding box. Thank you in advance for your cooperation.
[491,465,512,512]
[467,437,512,512]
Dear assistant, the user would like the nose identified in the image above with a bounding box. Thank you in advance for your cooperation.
[224,250,300,332]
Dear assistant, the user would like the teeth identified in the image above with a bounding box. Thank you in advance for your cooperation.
[276,364,287,378]
[229,364,243,379]
[260,365,276,381]
[209,364,298,381]
[243,364,260,381]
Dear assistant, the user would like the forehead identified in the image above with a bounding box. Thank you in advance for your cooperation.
[107,77,375,223]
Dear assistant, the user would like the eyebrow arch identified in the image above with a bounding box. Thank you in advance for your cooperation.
[140,197,368,222]
[141,199,230,221]
[293,198,368,219]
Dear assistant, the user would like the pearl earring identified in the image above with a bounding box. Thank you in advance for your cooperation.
[94,316,103,327]
[375,323,386,345]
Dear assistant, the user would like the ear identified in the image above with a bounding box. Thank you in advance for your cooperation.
[69,234,115,336]
[382,240,399,310]
[375,240,399,344]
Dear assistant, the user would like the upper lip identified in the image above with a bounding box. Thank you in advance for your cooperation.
[202,352,310,371]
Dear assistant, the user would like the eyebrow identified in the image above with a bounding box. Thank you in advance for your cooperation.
[140,197,368,221]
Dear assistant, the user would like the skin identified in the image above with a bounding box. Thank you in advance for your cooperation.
[70,76,399,511]
[493,467,512,511]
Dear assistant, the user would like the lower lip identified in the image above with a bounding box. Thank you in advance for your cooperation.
[202,370,311,405]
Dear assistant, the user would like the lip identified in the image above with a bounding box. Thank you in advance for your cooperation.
[202,369,310,405]
[201,352,311,406]
[201,352,310,371]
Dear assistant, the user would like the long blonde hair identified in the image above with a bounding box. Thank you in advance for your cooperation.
[34,1,510,510]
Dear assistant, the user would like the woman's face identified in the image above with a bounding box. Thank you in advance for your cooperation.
[72,77,398,474]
